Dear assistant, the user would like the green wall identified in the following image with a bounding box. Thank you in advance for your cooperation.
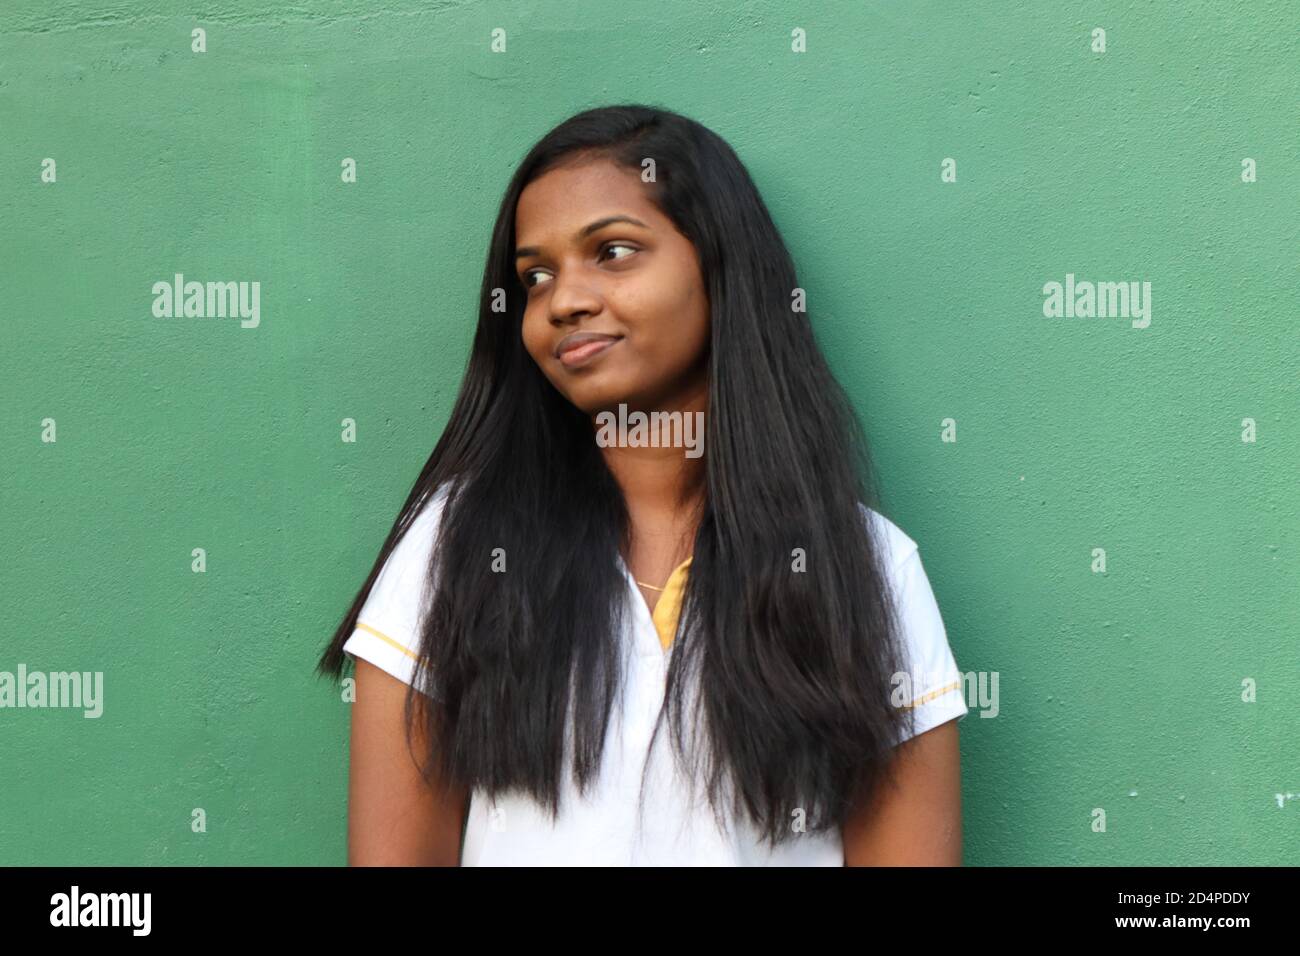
[2,0,1296,865]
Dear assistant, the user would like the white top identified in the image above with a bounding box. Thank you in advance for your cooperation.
[342,490,969,865]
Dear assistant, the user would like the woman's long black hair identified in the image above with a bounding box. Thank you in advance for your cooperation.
[318,103,916,849]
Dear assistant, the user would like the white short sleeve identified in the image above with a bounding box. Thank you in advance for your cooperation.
[341,488,449,696]
[863,507,970,742]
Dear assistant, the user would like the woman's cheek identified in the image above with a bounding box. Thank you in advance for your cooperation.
[521,319,548,369]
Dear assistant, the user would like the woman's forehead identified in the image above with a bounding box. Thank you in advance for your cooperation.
[517,163,656,232]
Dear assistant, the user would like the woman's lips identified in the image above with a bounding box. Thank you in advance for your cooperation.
[555,333,623,368]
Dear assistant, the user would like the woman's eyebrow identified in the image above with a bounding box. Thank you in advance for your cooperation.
[515,215,649,259]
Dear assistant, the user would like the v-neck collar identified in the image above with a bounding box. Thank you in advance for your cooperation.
[616,553,688,659]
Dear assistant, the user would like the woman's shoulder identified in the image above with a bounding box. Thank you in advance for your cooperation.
[857,502,921,570]
[370,482,455,584]
[340,481,456,692]
[857,502,970,738]
[411,481,454,531]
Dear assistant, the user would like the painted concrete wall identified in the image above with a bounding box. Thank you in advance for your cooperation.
[1,0,1295,864]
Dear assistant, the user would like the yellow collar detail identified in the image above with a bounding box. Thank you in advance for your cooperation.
[650,557,693,651]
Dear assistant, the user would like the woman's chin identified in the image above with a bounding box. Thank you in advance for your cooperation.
[559,382,643,418]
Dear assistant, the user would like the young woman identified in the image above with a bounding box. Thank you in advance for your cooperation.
[317,104,968,866]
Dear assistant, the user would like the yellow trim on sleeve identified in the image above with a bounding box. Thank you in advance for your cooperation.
[902,679,962,710]
[356,620,422,662]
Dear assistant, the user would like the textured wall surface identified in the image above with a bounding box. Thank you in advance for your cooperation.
[1,0,1296,865]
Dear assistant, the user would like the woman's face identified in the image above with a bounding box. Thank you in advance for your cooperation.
[515,157,711,417]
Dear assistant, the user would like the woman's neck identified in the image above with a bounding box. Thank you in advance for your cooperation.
[596,390,708,556]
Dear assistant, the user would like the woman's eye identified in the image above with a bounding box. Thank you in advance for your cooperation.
[520,244,636,290]
[601,242,637,262]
